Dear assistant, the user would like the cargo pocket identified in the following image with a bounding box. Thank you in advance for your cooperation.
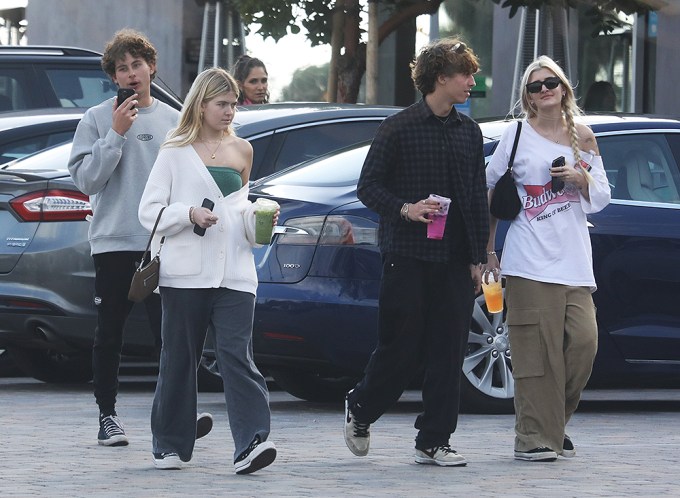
[507,308,544,379]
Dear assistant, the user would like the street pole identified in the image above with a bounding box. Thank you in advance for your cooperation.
[366,0,379,104]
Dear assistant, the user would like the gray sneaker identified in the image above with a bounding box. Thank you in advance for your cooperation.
[415,445,467,467]
[343,392,370,456]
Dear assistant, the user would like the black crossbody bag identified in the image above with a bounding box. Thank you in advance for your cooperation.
[489,121,523,220]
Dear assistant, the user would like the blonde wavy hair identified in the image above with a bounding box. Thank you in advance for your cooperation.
[517,56,593,184]
[164,67,240,148]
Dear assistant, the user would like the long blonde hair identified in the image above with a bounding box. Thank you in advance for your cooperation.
[517,56,593,184]
[164,67,240,148]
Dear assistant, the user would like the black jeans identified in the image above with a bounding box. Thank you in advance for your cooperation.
[348,254,474,450]
[92,251,162,415]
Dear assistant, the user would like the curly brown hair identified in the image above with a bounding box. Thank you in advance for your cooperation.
[100,29,157,81]
[411,37,480,96]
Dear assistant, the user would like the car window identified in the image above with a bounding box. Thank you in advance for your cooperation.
[263,145,369,187]
[599,132,680,204]
[0,130,74,164]
[2,142,72,171]
[0,69,30,111]
[45,68,116,108]
[274,121,381,173]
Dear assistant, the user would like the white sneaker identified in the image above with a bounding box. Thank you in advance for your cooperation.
[343,392,370,456]
[415,445,467,467]
[152,452,182,470]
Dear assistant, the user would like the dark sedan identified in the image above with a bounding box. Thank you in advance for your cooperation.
[0,108,83,165]
[0,103,400,386]
[249,114,680,412]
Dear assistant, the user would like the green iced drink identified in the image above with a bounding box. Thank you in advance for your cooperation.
[254,198,279,244]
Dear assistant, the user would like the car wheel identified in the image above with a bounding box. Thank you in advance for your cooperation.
[8,348,93,383]
[197,353,224,392]
[461,294,515,414]
[269,368,358,402]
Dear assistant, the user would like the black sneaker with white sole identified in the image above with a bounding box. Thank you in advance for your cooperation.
[196,412,213,440]
[562,435,576,458]
[98,414,129,447]
[234,435,277,475]
[153,452,182,470]
[514,447,558,462]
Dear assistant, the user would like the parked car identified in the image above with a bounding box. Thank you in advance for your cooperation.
[0,108,85,165]
[0,104,400,387]
[0,45,181,112]
[248,114,680,412]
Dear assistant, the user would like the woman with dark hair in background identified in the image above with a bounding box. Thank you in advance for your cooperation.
[231,55,269,105]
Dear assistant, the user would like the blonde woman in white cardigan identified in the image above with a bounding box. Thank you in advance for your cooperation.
[139,67,277,474]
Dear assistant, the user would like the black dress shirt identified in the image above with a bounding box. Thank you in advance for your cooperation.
[357,98,489,265]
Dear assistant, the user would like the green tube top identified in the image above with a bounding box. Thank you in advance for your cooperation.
[207,167,243,196]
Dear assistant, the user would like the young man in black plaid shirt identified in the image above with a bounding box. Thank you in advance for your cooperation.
[344,37,489,467]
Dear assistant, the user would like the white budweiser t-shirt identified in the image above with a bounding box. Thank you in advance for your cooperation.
[486,120,611,291]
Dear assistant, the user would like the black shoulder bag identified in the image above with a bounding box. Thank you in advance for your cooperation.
[489,121,522,221]
[128,207,166,302]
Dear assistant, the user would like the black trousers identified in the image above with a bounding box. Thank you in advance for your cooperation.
[348,254,474,450]
[92,251,162,415]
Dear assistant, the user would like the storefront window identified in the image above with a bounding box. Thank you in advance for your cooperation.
[438,0,494,118]
[577,10,634,112]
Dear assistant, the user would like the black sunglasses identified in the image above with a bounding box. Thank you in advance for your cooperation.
[526,76,561,94]
[451,42,467,54]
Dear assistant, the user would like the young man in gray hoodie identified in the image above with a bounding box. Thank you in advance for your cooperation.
[68,29,198,447]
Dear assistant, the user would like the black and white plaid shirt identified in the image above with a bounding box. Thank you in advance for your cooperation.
[357,99,489,265]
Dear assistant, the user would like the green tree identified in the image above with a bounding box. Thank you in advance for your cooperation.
[233,0,664,103]
[490,1,667,36]
[281,63,330,101]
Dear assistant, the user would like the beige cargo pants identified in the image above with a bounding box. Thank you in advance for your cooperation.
[505,276,598,455]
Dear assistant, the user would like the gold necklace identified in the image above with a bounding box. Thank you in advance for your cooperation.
[200,134,223,159]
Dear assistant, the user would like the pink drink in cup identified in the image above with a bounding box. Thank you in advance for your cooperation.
[426,194,451,240]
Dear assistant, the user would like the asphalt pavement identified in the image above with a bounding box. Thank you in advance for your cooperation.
[1,375,679,497]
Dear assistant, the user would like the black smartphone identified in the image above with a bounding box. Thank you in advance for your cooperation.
[193,198,215,236]
[117,88,135,109]
[550,156,566,193]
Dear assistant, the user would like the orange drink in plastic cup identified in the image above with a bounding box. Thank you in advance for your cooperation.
[481,272,503,314]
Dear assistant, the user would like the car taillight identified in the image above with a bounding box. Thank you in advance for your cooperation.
[9,189,92,222]
[277,215,378,246]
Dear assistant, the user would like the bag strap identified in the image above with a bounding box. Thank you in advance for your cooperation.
[139,207,166,268]
[506,121,523,172]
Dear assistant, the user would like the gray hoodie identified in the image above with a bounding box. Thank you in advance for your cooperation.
[68,97,179,255]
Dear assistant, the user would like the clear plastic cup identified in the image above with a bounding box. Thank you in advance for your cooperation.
[481,272,503,314]
[254,198,279,245]
[426,194,451,240]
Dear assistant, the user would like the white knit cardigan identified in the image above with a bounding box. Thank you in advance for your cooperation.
[138,144,259,295]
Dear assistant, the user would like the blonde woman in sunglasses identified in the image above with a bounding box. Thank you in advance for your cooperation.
[485,56,611,462]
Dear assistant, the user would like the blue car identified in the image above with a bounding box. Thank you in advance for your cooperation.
[249,114,680,413]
